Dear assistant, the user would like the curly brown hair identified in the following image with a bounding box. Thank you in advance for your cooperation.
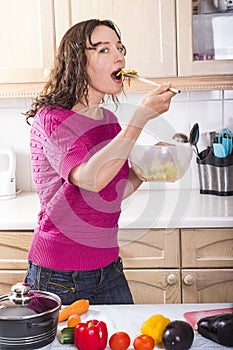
[25,19,125,124]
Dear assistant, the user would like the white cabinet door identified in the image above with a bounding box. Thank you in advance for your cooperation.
[0,0,55,83]
[54,0,177,78]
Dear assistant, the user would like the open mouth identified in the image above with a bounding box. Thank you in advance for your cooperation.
[111,69,123,82]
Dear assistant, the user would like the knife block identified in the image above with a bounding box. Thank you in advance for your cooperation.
[197,148,233,196]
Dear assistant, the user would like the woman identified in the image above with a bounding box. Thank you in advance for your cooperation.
[25,19,175,305]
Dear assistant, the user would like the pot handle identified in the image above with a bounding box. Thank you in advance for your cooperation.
[27,318,55,328]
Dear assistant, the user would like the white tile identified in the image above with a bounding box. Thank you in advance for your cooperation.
[0,98,28,109]
[118,93,143,105]
[0,107,31,191]
[0,108,30,151]
[187,100,222,132]
[25,97,36,112]
[163,101,190,137]
[172,91,188,101]
[224,100,233,129]
[224,90,233,99]
[189,90,222,101]
[16,152,32,192]
[30,168,36,192]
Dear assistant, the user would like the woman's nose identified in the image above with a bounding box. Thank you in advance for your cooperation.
[113,48,124,63]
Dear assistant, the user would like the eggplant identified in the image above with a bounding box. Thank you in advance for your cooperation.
[196,313,233,347]
[162,320,194,350]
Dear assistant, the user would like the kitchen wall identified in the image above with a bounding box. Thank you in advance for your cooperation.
[0,90,232,193]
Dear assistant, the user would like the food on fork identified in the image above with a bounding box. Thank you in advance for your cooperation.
[116,68,138,77]
[116,69,138,86]
[117,68,180,93]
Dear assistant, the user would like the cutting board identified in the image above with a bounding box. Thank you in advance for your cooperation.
[184,308,233,327]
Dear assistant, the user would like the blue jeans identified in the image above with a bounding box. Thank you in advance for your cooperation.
[24,257,134,305]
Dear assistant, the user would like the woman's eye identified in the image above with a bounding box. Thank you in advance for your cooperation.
[97,46,126,55]
[118,46,126,55]
[99,47,109,53]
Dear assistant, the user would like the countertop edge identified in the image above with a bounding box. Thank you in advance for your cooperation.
[0,190,232,230]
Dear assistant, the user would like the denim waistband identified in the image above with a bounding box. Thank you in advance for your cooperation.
[28,256,121,275]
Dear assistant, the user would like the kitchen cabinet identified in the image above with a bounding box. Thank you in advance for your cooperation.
[119,227,233,304]
[176,0,233,77]
[181,228,233,268]
[0,231,32,294]
[0,0,55,86]
[0,228,232,302]
[181,228,233,303]
[118,229,180,269]
[53,0,233,91]
[182,269,233,303]
[124,269,181,304]
[119,229,181,304]
[0,0,232,98]
[53,0,177,79]
[0,271,27,295]
[0,231,32,269]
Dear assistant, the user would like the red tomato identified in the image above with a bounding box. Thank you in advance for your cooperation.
[109,331,131,350]
[133,334,155,350]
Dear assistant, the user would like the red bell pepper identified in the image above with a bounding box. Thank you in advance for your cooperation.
[74,319,108,350]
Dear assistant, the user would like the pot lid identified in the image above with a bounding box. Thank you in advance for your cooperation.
[0,283,61,320]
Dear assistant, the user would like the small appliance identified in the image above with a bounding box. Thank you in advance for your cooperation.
[0,145,16,200]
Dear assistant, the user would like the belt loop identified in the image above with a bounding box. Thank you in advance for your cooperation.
[72,270,78,279]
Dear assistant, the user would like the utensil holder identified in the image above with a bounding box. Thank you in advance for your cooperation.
[197,148,233,196]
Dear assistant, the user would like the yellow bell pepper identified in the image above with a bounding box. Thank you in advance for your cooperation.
[140,314,170,344]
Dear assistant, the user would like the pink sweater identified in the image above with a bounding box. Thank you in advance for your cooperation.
[28,106,129,270]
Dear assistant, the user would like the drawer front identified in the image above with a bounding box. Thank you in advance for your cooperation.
[0,231,33,269]
[181,228,233,268]
[119,229,180,268]
[124,269,181,304]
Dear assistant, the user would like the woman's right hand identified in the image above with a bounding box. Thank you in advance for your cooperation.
[138,82,176,123]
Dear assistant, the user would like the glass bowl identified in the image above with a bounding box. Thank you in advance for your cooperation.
[129,144,193,182]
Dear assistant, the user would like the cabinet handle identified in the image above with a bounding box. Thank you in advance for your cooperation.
[166,274,177,285]
[183,275,195,286]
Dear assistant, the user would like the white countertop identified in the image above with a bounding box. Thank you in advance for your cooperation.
[41,303,233,349]
[0,189,232,230]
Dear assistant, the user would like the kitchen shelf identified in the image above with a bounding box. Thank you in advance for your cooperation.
[1,75,233,99]
[124,75,233,93]
[0,83,44,99]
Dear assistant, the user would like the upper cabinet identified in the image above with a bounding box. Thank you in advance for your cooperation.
[177,0,233,77]
[54,0,177,78]
[0,0,232,97]
[0,0,55,85]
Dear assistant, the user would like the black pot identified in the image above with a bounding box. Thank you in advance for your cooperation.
[0,283,61,349]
